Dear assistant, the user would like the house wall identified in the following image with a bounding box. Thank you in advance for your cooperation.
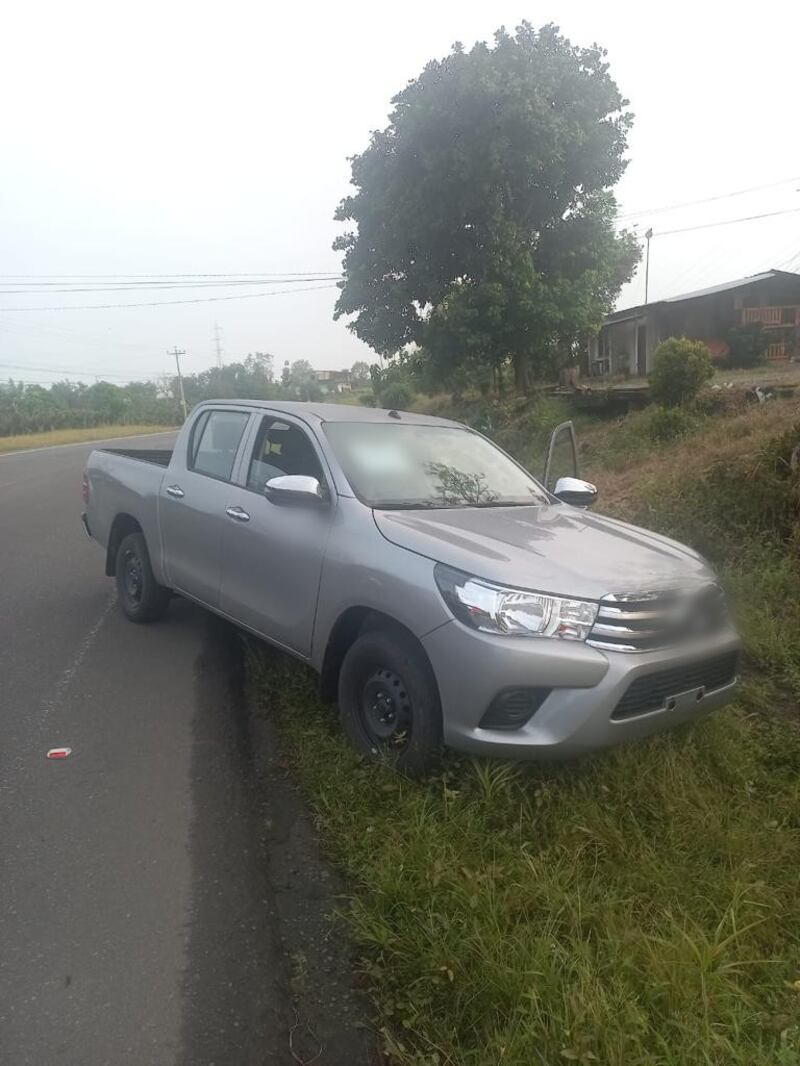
[656,291,735,347]
[606,318,638,374]
[593,317,649,375]
[737,275,800,309]
[597,274,800,375]
[657,276,800,363]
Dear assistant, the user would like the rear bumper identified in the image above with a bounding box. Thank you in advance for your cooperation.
[421,620,741,760]
[80,512,92,539]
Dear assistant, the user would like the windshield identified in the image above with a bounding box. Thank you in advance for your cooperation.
[323,422,550,509]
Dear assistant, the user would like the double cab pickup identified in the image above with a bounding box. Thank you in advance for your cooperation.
[82,400,740,772]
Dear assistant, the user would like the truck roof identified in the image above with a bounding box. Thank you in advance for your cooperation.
[195,398,462,428]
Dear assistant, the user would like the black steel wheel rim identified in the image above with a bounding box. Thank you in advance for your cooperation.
[359,667,412,751]
[122,547,144,605]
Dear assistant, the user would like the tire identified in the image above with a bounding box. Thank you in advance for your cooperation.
[338,627,442,775]
[115,532,171,623]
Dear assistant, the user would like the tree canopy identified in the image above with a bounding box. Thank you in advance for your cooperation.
[0,352,335,437]
[334,22,640,388]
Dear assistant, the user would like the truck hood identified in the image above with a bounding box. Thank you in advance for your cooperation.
[374,504,712,600]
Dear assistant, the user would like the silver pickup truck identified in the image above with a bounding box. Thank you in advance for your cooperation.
[83,399,739,773]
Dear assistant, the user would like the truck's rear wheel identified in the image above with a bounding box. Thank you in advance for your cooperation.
[115,532,170,623]
[338,628,442,776]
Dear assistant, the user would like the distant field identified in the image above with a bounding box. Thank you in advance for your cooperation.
[0,424,176,455]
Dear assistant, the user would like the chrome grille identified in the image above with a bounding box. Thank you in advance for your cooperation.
[587,584,728,652]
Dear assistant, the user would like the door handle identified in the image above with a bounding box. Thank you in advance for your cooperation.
[166,485,185,499]
[225,505,250,522]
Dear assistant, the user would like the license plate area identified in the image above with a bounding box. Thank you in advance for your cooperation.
[664,686,706,714]
[611,652,738,721]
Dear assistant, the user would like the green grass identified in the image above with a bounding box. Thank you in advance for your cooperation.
[0,423,175,453]
[251,650,800,1065]
[248,398,800,1065]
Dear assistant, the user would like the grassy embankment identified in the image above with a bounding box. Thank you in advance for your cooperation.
[250,393,800,1065]
[0,424,175,454]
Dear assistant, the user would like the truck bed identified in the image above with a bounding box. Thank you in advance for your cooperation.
[100,448,173,467]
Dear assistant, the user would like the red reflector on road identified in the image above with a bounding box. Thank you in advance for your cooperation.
[46,747,72,759]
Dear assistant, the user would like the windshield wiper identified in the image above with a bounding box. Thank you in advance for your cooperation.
[373,501,457,510]
[374,499,537,510]
[471,500,539,508]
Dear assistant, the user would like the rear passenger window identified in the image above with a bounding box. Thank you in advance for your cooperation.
[188,410,211,467]
[190,410,250,481]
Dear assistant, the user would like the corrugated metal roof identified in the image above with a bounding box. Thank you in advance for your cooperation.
[605,269,800,324]
[662,271,778,303]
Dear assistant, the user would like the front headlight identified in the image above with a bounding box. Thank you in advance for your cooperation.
[434,564,598,640]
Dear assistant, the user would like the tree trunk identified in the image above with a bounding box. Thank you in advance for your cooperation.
[513,351,529,392]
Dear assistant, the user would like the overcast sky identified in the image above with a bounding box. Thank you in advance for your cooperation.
[2,0,800,386]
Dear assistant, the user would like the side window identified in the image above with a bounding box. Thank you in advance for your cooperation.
[246,417,324,492]
[190,410,250,482]
[188,410,211,468]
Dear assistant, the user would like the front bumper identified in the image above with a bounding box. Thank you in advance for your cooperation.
[422,620,741,759]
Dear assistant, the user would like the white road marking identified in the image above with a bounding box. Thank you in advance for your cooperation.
[39,593,118,726]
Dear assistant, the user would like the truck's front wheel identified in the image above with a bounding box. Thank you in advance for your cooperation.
[115,532,170,623]
[338,628,442,776]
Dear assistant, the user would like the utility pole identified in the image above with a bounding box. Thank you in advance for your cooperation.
[213,323,223,368]
[169,347,188,421]
[644,228,653,305]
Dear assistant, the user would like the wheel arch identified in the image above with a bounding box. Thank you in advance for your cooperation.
[105,513,144,576]
[319,606,439,705]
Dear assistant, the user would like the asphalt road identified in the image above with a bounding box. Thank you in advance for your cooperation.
[0,433,368,1065]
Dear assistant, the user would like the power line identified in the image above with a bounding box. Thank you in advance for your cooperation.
[631,205,800,240]
[0,378,110,387]
[0,271,340,279]
[0,282,340,312]
[0,371,160,385]
[616,174,800,221]
[0,360,163,380]
[0,316,169,355]
[775,246,800,271]
[0,277,342,295]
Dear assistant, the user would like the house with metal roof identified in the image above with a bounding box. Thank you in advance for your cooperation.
[588,269,800,377]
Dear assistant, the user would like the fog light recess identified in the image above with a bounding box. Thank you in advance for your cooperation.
[478,688,551,730]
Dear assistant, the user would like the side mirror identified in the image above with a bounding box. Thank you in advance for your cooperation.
[265,475,327,507]
[554,476,598,508]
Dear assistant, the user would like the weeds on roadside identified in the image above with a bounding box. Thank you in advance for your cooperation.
[248,400,800,1065]
[251,646,800,1066]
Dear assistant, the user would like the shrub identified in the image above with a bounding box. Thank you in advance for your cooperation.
[725,323,767,369]
[649,337,714,407]
[379,382,414,410]
[641,404,698,442]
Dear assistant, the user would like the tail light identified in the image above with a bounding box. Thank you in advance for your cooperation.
[81,470,90,505]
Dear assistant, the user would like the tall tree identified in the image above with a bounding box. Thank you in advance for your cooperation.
[285,359,321,400]
[350,360,371,387]
[334,22,640,389]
